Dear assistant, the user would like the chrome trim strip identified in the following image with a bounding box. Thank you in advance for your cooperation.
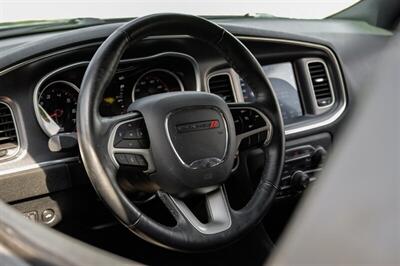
[170,186,232,234]
[236,36,347,136]
[0,157,79,177]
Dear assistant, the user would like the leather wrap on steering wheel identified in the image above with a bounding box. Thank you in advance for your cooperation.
[77,13,285,251]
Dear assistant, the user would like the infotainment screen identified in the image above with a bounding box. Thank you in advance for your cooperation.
[241,62,303,124]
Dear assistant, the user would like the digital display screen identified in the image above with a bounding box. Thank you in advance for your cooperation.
[241,62,303,124]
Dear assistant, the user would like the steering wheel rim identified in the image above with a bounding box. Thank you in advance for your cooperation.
[77,13,285,251]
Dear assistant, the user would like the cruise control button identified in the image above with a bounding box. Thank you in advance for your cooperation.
[115,153,128,165]
[123,127,145,139]
[125,154,138,165]
[125,154,147,167]
[115,139,143,149]
[135,155,147,167]
[114,119,148,145]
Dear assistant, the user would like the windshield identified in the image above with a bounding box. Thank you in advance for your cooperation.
[1,0,361,23]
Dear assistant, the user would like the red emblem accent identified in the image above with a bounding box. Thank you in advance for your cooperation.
[209,120,219,129]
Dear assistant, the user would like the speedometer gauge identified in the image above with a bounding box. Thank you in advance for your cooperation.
[132,69,183,100]
[37,81,79,135]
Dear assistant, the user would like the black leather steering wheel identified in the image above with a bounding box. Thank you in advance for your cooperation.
[77,13,285,251]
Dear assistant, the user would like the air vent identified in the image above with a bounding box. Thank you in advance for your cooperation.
[308,61,333,107]
[0,102,19,159]
[208,74,235,103]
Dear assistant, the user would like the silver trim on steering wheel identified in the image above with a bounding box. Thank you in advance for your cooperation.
[170,186,232,234]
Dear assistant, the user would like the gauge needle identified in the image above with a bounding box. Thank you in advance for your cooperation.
[39,105,61,136]
[49,109,64,124]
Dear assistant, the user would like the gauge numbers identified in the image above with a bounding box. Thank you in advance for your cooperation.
[38,81,79,135]
[132,69,183,101]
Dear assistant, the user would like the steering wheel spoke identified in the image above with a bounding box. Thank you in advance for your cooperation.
[104,113,156,173]
[159,187,232,234]
[229,104,273,150]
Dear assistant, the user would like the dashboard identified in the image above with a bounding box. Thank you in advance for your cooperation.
[0,17,390,227]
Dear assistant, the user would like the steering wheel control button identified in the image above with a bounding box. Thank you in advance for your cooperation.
[123,128,145,139]
[115,153,129,165]
[231,108,267,134]
[113,118,150,148]
[126,154,147,167]
[115,139,143,149]
[115,153,147,167]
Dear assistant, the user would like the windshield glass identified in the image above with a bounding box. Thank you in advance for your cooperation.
[1,0,361,24]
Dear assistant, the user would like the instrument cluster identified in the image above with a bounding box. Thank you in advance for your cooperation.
[34,53,198,136]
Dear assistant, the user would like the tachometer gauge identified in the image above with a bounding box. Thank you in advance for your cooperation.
[37,81,79,136]
[132,69,183,100]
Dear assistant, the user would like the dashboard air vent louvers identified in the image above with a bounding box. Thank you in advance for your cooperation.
[208,74,235,103]
[308,61,333,107]
[0,102,18,159]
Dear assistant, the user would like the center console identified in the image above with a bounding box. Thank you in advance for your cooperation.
[279,133,331,198]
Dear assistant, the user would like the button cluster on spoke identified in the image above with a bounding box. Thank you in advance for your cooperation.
[113,119,149,149]
[230,107,272,150]
[110,117,154,172]
[115,153,148,167]
[231,109,267,134]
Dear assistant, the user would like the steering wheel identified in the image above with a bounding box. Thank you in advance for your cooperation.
[77,13,285,251]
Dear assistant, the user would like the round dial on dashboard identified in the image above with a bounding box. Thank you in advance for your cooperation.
[132,69,183,101]
[36,80,79,136]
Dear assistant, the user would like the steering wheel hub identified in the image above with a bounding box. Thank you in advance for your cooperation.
[128,91,236,196]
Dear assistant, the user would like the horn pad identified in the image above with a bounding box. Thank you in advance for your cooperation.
[128,92,236,197]
[166,107,228,169]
